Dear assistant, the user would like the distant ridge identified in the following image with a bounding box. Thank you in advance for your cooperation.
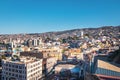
[0,26,120,39]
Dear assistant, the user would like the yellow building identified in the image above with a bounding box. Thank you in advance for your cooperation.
[68,48,82,58]
[40,48,63,60]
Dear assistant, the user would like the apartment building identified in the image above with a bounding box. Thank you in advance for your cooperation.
[39,47,62,60]
[46,57,57,74]
[2,56,43,80]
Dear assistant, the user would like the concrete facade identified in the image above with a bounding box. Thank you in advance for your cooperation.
[2,56,43,80]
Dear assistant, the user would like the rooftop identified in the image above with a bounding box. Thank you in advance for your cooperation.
[20,51,43,59]
[2,56,41,64]
[95,58,120,79]
[56,64,76,69]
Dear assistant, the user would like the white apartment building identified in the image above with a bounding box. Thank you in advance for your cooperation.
[2,56,43,80]
[32,39,38,46]
[81,30,84,38]
[46,57,57,74]
[32,38,43,47]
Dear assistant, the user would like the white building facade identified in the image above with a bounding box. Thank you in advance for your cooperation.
[2,57,43,80]
[46,57,56,74]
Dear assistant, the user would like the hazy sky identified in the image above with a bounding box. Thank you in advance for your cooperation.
[0,0,120,34]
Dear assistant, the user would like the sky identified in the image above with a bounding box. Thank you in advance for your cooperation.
[0,0,120,34]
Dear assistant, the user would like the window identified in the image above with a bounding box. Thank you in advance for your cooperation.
[15,70,18,72]
[23,71,26,74]
[38,63,40,65]
[19,70,22,73]
[15,74,18,77]
[6,64,8,66]
[12,74,14,76]
[19,75,22,78]
[9,73,11,76]
[15,65,18,68]
[9,64,11,67]
[9,69,11,71]
[23,66,25,69]
[31,70,33,72]
[19,66,22,69]
[12,65,14,68]
[12,69,15,72]
[6,72,8,75]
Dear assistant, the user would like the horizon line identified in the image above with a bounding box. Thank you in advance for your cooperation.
[0,25,119,35]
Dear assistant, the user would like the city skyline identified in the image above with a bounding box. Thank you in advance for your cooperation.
[0,0,120,34]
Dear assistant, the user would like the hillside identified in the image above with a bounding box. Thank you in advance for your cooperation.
[0,26,120,40]
[39,26,120,39]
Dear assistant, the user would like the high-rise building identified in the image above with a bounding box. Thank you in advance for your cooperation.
[2,56,43,80]
[32,39,38,46]
[27,39,33,47]
[32,38,43,47]
[81,31,84,38]
[9,38,12,43]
